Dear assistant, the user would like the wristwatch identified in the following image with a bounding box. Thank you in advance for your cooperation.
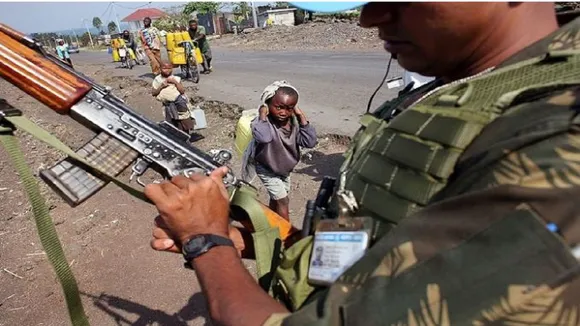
[182,234,234,266]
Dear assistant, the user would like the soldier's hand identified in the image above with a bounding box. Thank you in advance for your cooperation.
[150,220,246,257]
[145,167,230,247]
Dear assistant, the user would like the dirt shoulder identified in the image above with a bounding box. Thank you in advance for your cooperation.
[0,60,348,325]
[212,21,382,52]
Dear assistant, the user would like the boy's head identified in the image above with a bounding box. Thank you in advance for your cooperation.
[160,62,174,77]
[266,86,299,123]
[143,17,152,27]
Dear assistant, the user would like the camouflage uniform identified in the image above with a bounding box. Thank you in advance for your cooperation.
[264,17,580,326]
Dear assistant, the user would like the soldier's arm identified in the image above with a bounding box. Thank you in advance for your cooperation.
[192,246,289,326]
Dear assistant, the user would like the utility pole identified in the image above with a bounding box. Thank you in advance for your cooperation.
[81,18,95,48]
[251,1,258,28]
[111,2,123,33]
[69,28,79,44]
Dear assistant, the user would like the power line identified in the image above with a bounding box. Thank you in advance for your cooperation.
[100,2,113,20]
[113,2,151,10]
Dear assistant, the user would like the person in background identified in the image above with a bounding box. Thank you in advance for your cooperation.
[248,81,317,221]
[122,30,139,66]
[188,19,213,74]
[139,17,163,75]
[55,39,73,68]
[151,62,195,135]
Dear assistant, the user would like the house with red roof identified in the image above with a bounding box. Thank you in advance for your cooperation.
[121,8,168,31]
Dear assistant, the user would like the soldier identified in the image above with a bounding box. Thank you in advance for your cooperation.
[145,2,580,326]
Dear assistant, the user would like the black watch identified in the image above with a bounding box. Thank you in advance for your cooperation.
[182,234,234,264]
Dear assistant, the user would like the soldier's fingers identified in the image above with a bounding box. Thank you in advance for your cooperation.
[150,238,180,253]
[209,166,229,182]
[171,175,194,189]
[144,183,169,204]
[159,181,180,197]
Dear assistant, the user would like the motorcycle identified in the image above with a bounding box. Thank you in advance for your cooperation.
[134,47,147,66]
[118,45,133,70]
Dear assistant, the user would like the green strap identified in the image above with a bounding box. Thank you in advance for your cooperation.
[4,116,150,203]
[231,186,282,292]
[0,127,90,326]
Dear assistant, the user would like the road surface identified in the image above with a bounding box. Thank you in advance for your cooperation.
[74,47,403,135]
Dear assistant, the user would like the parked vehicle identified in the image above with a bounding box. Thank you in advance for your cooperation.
[68,44,80,54]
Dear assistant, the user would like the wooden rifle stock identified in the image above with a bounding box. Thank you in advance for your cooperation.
[0,24,91,113]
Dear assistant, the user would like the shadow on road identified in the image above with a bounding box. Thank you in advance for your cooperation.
[296,151,345,182]
[82,291,212,326]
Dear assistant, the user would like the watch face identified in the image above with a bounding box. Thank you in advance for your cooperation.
[184,235,211,258]
[187,236,207,249]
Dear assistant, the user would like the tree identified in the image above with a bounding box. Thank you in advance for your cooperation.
[153,12,191,32]
[274,2,290,8]
[79,32,95,47]
[108,21,117,34]
[183,2,221,15]
[233,2,251,20]
[92,17,103,31]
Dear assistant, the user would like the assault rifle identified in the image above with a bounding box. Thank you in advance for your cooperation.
[0,24,295,239]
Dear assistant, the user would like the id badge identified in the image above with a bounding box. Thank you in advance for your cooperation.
[308,217,372,286]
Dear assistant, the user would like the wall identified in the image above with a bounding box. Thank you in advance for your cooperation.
[270,11,295,26]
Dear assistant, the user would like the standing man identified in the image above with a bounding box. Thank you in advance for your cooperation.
[188,19,212,74]
[146,2,580,326]
[139,17,162,75]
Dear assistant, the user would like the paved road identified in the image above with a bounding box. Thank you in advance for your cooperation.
[74,47,403,135]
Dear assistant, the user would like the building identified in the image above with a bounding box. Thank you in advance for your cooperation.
[261,8,298,27]
[121,8,167,32]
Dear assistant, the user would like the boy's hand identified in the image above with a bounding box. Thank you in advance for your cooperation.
[294,106,304,117]
[259,105,269,120]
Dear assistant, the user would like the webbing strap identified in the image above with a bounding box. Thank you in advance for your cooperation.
[0,127,90,326]
[4,116,150,203]
[231,186,282,291]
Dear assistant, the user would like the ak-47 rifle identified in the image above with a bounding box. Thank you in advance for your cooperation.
[0,23,297,240]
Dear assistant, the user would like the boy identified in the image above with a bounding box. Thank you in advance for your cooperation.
[55,40,73,68]
[151,62,195,134]
[250,81,318,221]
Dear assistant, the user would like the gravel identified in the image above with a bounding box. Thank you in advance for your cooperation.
[213,21,382,52]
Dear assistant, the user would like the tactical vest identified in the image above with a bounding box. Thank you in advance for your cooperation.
[270,48,580,311]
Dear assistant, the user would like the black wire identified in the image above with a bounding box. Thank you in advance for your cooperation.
[366,55,393,113]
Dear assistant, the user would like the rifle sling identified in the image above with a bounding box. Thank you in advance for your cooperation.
[0,115,153,326]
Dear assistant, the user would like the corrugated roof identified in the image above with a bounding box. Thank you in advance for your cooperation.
[121,8,167,22]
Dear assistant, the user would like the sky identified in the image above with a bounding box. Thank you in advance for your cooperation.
[0,1,271,34]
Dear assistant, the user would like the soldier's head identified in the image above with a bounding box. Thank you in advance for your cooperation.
[160,62,174,77]
[266,86,299,123]
[358,2,558,81]
[189,20,198,31]
[143,17,152,28]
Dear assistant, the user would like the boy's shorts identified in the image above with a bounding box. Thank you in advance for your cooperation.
[255,163,291,200]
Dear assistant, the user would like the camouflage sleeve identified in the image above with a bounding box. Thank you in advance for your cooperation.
[279,131,580,325]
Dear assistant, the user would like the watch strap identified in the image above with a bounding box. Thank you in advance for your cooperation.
[182,234,234,268]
